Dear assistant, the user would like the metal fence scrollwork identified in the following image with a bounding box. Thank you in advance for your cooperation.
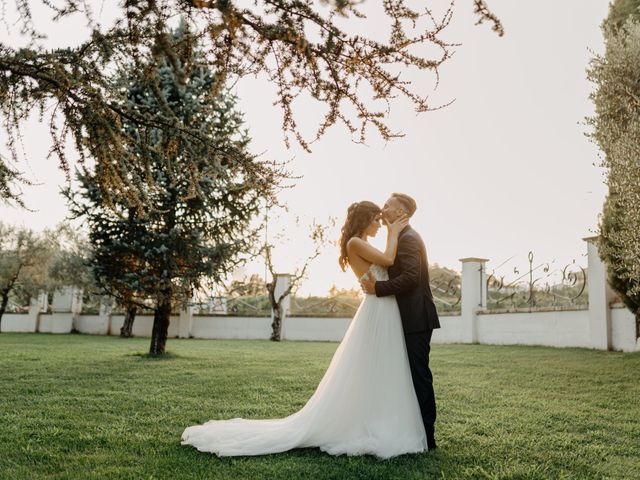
[485,251,587,310]
[289,295,362,317]
[430,277,461,314]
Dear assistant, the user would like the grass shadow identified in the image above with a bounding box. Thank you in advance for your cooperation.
[130,351,184,361]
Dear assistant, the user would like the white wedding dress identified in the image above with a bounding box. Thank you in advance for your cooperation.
[181,265,428,458]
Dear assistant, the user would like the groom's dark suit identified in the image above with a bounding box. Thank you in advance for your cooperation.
[374,226,440,448]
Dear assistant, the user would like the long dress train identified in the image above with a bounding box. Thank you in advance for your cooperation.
[181,265,428,459]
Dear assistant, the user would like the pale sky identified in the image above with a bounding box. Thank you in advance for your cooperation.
[0,1,610,295]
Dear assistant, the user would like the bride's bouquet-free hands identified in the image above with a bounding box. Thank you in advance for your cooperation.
[359,270,376,295]
[384,214,410,237]
[360,215,408,294]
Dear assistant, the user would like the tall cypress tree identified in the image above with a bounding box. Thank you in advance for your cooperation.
[588,0,640,338]
[66,21,281,354]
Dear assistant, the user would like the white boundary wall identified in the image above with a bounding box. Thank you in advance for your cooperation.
[2,307,638,352]
[1,238,639,352]
[476,309,591,348]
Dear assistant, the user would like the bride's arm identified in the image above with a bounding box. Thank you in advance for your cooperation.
[347,216,408,267]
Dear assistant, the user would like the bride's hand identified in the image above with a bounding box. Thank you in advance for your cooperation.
[389,214,409,235]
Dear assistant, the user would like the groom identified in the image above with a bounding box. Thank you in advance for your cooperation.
[360,192,441,450]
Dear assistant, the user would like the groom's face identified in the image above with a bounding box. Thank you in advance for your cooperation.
[382,197,405,222]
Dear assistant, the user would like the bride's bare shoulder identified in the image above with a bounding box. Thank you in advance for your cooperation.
[346,237,366,252]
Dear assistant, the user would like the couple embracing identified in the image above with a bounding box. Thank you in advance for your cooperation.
[182,193,441,458]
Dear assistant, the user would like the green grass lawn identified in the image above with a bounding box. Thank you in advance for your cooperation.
[0,334,638,480]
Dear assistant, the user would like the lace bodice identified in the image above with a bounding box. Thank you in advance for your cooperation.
[367,264,389,282]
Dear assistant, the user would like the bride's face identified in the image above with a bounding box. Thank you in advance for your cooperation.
[363,215,381,238]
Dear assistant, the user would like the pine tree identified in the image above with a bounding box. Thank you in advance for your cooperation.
[66,22,281,354]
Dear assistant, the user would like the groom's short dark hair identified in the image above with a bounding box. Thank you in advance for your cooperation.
[391,193,417,217]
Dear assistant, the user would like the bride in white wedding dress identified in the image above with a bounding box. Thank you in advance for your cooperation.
[181,201,428,458]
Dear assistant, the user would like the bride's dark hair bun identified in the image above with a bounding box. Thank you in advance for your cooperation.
[338,201,381,272]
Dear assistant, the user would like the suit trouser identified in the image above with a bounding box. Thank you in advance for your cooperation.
[404,329,436,439]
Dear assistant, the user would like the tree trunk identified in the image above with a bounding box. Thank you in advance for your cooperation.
[148,189,177,355]
[120,303,137,338]
[267,282,282,341]
[270,304,282,341]
[0,269,21,333]
[0,290,9,332]
[149,299,171,355]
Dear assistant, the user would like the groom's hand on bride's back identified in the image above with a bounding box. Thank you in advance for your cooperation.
[360,274,376,295]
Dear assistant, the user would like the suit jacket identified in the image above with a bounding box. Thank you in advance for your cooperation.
[375,226,441,333]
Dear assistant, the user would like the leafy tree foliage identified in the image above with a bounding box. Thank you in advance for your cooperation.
[0,0,502,208]
[588,0,640,336]
[605,0,640,31]
[47,225,96,294]
[0,156,31,207]
[0,223,52,326]
[0,222,92,325]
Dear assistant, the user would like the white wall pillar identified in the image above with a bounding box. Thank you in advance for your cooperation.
[51,286,74,312]
[52,286,83,314]
[23,296,41,332]
[178,305,193,338]
[50,286,79,333]
[32,291,48,332]
[99,296,113,335]
[71,288,83,315]
[37,292,48,312]
[583,236,615,350]
[459,257,489,343]
[272,274,292,339]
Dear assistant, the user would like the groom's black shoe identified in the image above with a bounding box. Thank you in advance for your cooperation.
[426,426,437,450]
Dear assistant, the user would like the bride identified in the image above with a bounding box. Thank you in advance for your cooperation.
[181,200,429,458]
